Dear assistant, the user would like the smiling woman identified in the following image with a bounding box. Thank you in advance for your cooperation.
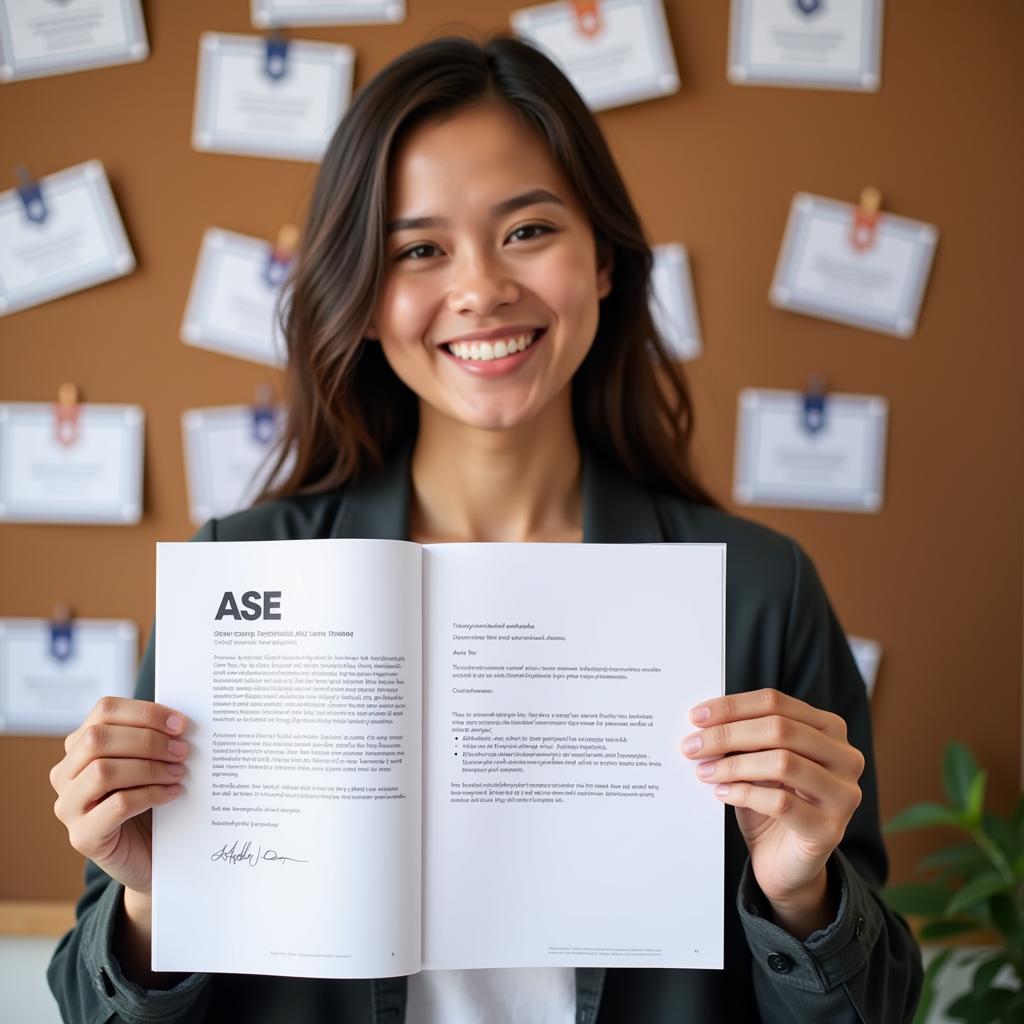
[47,31,922,1024]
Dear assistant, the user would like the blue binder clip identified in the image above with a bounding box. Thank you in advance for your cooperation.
[264,224,299,288]
[802,376,827,434]
[16,165,47,224]
[794,0,822,15]
[49,605,74,663]
[251,385,276,445]
[265,33,288,81]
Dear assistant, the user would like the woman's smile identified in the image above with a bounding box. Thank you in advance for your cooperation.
[439,327,546,376]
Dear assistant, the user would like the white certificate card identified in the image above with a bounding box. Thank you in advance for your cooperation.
[192,32,354,162]
[848,635,881,696]
[0,0,148,82]
[728,0,883,91]
[510,0,679,112]
[0,160,135,317]
[771,193,938,338]
[181,228,288,367]
[0,618,137,735]
[0,401,144,523]
[182,405,290,525]
[733,388,888,513]
[651,243,702,361]
[251,0,405,26]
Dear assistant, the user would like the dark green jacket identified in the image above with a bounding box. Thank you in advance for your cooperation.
[48,443,922,1023]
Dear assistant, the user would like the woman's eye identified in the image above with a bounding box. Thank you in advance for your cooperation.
[508,223,553,243]
[397,243,439,261]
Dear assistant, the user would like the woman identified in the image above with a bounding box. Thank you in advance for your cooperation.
[47,33,922,1023]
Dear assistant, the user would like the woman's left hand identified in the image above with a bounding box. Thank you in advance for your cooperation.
[682,688,865,938]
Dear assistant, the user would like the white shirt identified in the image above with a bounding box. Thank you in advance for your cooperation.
[405,968,576,1024]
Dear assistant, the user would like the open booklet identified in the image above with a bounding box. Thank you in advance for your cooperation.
[152,540,725,978]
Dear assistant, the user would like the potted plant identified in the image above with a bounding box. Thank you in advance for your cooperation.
[882,741,1023,1022]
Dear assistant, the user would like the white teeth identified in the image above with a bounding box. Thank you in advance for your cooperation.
[447,331,539,361]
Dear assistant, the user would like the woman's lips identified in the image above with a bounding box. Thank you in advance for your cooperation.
[439,328,546,377]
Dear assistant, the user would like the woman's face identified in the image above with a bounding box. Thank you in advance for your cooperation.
[368,99,612,432]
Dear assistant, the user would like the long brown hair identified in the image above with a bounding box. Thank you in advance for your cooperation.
[258,32,715,506]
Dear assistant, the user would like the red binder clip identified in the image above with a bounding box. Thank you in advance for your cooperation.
[572,1,602,37]
[850,187,881,252]
[54,382,81,447]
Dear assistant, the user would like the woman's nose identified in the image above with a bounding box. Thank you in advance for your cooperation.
[446,254,520,315]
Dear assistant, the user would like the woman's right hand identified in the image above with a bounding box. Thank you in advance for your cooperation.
[49,697,189,896]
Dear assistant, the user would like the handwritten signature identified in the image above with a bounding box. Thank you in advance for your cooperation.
[210,839,309,867]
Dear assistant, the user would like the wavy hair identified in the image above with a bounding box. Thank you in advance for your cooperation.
[257,32,715,506]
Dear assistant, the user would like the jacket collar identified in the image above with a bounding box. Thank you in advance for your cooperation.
[332,439,665,544]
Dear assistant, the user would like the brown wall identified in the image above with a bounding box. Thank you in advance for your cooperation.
[1,0,1021,902]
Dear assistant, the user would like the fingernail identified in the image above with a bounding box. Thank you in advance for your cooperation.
[690,706,710,724]
[168,739,187,757]
[715,784,731,797]
[697,762,715,778]
[682,735,702,755]
[167,763,185,776]
[166,715,184,733]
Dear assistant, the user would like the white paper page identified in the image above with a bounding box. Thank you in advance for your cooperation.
[728,0,882,91]
[181,405,292,525]
[0,160,135,316]
[0,401,143,524]
[848,634,881,696]
[181,228,288,367]
[0,618,136,735]
[510,0,679,112]
[651,242,702,361]
[771,193,938,337]
[421,542,725,970]
[0,0,148,82]
[252,0,405,26]
[192,32,354,162]
[733,388,888,513]
[152,538,422,978]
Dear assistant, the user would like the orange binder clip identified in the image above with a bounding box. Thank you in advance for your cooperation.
[54,383,81,447]
[572,1,602,37]
[850,187,881,252]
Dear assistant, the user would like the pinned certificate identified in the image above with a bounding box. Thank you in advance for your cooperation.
[181,227,294,367]
[733,386,888,513]
[0,161,135,317]
[0,0,148,82]
[651,243,701,361]
[510,0,679,112]
[252,0,405,25]
[728,0,883,91]
[0,389,144,524]
[847,634,881,696]
[0,614,136,736]
[192,32,355,162]
[770,191,938,338]
[182,399,292,525]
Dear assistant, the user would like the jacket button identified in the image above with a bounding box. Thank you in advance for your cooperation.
[97,966,116,997]
[767,952,793,974]
[855,915,866,939]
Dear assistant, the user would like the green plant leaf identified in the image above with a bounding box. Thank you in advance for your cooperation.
[911,948,953,1024]
[987,893,1020,941]
[920,843,991,874]
[947,986,1018,1024]
[943,742,980,811]
[981,812,1021,865]
[965,771,987,825]
[918,919,982,940]
[884,882,953,916]
[885,802,967,834]
[946,874,1011,916]
[971,955,1009,999]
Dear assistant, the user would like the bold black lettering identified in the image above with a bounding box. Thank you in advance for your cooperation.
[215,592,241,620]
[265,591,282,619]
[241,591,262,620]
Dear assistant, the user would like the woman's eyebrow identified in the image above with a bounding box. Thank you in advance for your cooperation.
[386,188,566,234]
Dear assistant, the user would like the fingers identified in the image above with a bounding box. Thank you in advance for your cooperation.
[689,688,848,742]
[63,697,186,756]
[67,785,181,861]
[712,782,828,839]
[56,757,187,821]
[694,750,862,813]
[57,723,189,784]
[681,713,863,777]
